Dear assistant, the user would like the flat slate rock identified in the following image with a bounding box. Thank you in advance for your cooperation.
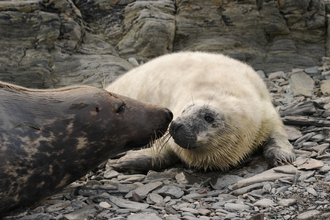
[289,72,315,96]
[297,210,321,220]
[158,185,184,199]
[17,213,53,220]
[210,174,244,189]
[254,199,275,207]
[224,203,250,211]
[125,181,163,199]
[284,126,303,141]
[231,168,294,190]
[64,205,98,220]
[109,195,149,210]
[127,213,162,220]
[295,158,324,170]
[277,199,297,207]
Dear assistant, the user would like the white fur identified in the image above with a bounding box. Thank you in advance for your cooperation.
[106,52,294,170]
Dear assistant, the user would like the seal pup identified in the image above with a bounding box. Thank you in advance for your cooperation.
[0,81,172,214]
[106,51,295,171]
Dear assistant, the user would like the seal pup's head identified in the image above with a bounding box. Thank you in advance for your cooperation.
[169,103,225,150]
[169,101,268,171]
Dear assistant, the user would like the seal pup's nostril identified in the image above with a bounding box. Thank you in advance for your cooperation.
[169,121,183,136]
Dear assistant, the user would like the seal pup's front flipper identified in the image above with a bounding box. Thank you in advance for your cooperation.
[261,102,296,167]
[112,146,180,171]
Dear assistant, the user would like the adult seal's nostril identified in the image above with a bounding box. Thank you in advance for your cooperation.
[165,108,173,121]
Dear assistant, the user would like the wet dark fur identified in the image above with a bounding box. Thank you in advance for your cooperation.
[0,82,172,214]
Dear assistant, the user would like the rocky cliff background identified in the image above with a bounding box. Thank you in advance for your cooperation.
[0,0,330,89]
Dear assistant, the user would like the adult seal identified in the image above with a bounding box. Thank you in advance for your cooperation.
[106,52,295,171]
[0,81,172,214]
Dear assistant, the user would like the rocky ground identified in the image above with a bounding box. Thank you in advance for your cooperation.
[4,60,330,220]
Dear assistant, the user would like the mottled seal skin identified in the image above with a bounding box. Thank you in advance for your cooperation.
[0,82,172,214]
[106,52,295,171]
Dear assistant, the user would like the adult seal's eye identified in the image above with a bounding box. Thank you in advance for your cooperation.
[116,104,125,114]
[204,114,214,123]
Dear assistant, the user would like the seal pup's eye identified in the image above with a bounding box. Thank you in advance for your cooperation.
[116,104,125,114]
[204,114,214,123]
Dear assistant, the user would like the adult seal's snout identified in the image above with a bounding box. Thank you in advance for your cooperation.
[0,81,171,215]
[165,108,173,122]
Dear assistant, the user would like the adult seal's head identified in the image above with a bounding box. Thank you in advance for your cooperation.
[0,81,172,214]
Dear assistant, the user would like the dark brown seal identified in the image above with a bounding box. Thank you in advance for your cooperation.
[0,81,172,214]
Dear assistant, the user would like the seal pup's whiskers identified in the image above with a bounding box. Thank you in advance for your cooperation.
[151,131,171,154]
[206,91,218,108]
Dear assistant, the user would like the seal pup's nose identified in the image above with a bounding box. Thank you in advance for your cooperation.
[169,121,182,135]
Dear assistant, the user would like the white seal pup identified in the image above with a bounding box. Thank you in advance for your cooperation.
[106,52,295,171]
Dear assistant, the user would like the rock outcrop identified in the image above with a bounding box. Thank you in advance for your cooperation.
[1,0,330,88]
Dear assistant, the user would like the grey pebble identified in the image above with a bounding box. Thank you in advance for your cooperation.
[125,181,163,199]
[180,207,199,214]
[224,203,250,211]
[64,205,98,220]
[294,132,316,145]
[304,177,316,182]
[118,174,146,182]
[302,141,317,148]
[305,66,319,75]
[104,169,119,179]
[310,134,325,142]
[147,193,164,205]
[158,185,184,199]
[306,187,318,196]
[183,193,207,200]
[315,200,329,205]
[225,213,237,218]
[17,214,53,220]
[128,213,162,220]
[297,210,321,219]
[277,199,297,207]
[231,183,264,195]
[268,71,284,80]
[254,198,275,207]
[285,126,303,141]
[45,200,71,213]
[210,174,243,189]
[128,57,139,67]
[298,171,315,181]
[109,195,149,209]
